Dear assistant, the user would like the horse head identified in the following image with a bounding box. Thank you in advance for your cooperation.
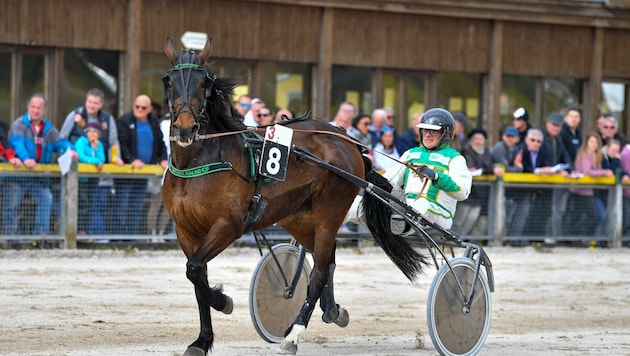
[163,37,216,148]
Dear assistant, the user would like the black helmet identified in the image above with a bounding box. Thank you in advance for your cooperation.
[416,108,455,149]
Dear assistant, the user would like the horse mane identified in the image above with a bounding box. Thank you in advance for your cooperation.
[204,75,248,133]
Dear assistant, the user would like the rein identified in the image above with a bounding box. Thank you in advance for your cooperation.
[169,126,431,181]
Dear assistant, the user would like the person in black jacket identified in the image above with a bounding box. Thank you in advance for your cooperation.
[558,107,582,163]
[113,95,168,235]
[541,113,573,240]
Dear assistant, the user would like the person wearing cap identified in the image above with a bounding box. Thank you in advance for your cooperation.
[453,128,502,235]
[512,107,532,143]
[491,126,523,173]
[75,122,109,235]
[385,107,472,232]
[540,112,573,241]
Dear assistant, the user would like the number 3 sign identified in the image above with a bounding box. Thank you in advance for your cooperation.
[260,124,293,181]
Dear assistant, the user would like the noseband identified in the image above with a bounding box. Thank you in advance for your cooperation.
[163,54,217,125]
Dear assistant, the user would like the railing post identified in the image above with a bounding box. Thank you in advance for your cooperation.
[64,162,78,249]
[493,177,505,246]
[612,180,623,248]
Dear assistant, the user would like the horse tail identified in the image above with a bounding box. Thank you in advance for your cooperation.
[362,165,428,282]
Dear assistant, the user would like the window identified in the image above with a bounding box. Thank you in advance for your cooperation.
[500,75,536,130]
[63,49,119,117]
[331,66,373,118]
[601,81,626,132]
[439,72,482,128]
[0,52,11,129]
[544,77,582,118]
[261,62,311,117]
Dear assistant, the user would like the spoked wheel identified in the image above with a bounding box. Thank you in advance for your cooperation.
[249,243,311,343]
[426,257,492,356]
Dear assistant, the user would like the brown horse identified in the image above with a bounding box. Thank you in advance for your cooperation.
[161,37,428,355]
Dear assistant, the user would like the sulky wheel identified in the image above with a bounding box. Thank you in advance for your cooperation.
[249,243,311,343]
[426,257,492,356]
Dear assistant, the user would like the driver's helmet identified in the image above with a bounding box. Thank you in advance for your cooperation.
[416,108,455,149]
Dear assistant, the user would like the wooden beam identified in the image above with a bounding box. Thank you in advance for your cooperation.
[123,0,142,112]
[486,20,503,145]
[587,27,604,132]
[315,7,334,119]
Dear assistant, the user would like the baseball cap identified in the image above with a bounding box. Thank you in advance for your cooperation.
[547,113,564,125]
[513,107,529,121]
[504,126,519,137]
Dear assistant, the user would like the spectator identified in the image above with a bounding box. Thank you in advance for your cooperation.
[512,107,532,143]
[146,103,173,238]
[541,113,573,240]
[59,88,122,164]
[383,107,399,146]
[373,126,400,173]
[347,114,372,147]
[451,111,469,152]
[597,113,627,146]
[619,142,630,234]
[257,105,274,126]
[59,88,123,233]
[559,107,582,163]
[330,101,356,131]
[243,98,265,127]
[491,126,522,173]
[454,128,502,236]
[0,124,22,168]
[114,95,168,235]
[385,108,472,232]
[3,93,77,235]
[397,112,422,154]
[74,122,108,234]
[274,108,293,123]
[506,128,555,237]
[234,94,252,118]
[567,133,613,236]
[368,109,387,147]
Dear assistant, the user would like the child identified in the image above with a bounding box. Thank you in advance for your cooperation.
[75,122,107,234]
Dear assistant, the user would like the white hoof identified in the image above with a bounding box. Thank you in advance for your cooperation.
[334,307,349,328]
[183,346,206,356]
[277,340,298,355]
[222,295,233,314]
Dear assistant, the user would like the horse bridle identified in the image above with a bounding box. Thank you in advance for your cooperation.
[162,54,217,126]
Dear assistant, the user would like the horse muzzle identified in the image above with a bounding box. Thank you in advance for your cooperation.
[172,122,200,148]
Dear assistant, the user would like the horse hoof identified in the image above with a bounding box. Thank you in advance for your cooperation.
[334,307,349,328]
[277,340,298,355]
[183,346,206,356]
[222,295,233,314]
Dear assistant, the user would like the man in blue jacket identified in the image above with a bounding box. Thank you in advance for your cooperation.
[3,93,77,235]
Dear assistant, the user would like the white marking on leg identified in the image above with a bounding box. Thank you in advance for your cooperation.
[284,324,306,345]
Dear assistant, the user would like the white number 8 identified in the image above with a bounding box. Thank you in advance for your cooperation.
[266,147,282,175]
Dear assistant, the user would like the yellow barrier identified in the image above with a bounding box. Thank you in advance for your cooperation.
[0,163,165,175]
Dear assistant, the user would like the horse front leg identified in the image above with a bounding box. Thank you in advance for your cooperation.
[183,257,234,356]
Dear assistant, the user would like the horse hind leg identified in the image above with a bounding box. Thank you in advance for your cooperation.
[278,265,328,355]
[319,249,349,327]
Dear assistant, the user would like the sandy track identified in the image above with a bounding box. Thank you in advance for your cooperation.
[1,245,629,355]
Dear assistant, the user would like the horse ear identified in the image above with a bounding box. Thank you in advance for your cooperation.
[198,37,213,65]
[165,37,179,65]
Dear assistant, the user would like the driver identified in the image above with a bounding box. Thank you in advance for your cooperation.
[386,108,472,233]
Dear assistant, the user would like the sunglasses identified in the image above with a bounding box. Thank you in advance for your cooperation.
[387,115,394,119]
[381,126,395,133]
[258,113,271,118]
[240,102,252,109]
[528,138,542,143]
[134,105,148,110]
[603,125,615,129]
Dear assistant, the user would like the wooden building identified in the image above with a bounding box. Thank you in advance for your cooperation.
[1,0,630,144]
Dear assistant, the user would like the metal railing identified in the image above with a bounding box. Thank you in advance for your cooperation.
[1,163,628,248]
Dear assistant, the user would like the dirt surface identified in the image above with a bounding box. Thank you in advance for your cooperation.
[1,245,629,355]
